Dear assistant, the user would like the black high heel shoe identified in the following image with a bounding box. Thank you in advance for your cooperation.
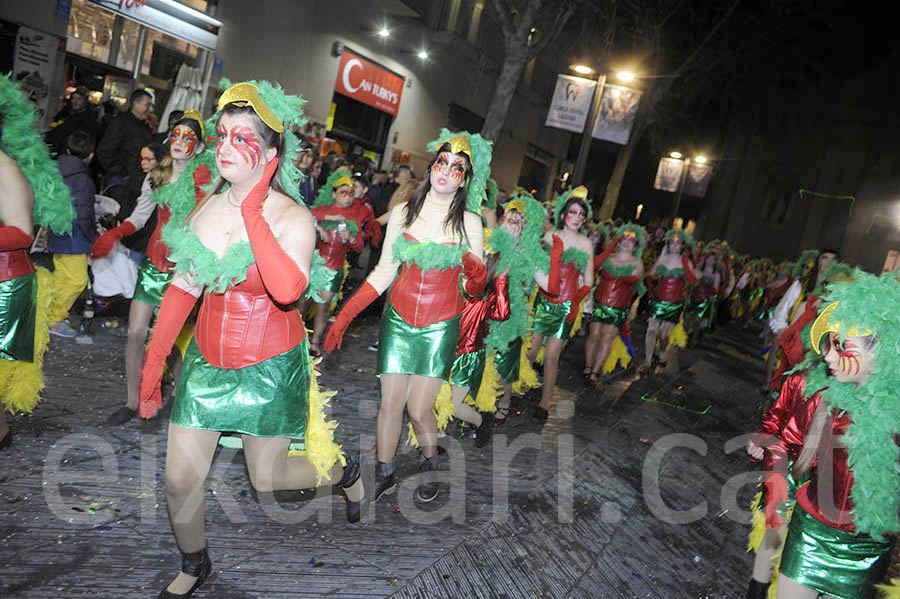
[337,454,365,523]
[158,547,212,599]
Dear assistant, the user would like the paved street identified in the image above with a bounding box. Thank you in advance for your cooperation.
[1,313,779,598]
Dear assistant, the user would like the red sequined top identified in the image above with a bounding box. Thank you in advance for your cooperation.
[456,276,510,355]
[312,204,365,270]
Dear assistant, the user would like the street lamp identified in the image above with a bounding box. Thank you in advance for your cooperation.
[670,153,709,221]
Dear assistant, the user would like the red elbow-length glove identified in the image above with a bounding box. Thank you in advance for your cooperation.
[462,251,487,297]
[242,158,308,305]
[681,254,697,285]
[547,235,565,297]
[0,225,33,250]
[91,221,136,259]
[593,237,619,273]
[763,471,789,529]
[566,285,592,323]
[138,285,198,418]
[324,281,379,352]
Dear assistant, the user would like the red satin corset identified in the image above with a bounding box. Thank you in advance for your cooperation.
[456,276,510,355]
[390,262,464,327]
[0,248,34,282]
[195,263,305,369]
[146,204,173,273]
[595,277,636,308]
[692,278,716,302]
[655,275,685,302]
[541,261,581,304]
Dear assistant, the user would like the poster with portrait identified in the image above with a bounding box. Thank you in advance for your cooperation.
[13,26,58,127]
[591,84,641,145]
[683,162,713,198]
[654,157,685,192]
[545,74,597,133]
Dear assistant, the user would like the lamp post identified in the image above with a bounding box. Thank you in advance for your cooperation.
[670,153,707,222]
[571,70,606,186]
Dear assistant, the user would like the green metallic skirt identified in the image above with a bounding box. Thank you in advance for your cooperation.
[378,304,460,380]
[494,339,521,384]
[450,348,485,392]
[0,272,36,362]
[689,296,717,322]
[779,505,894,599]
[170,338,310,438]
[532,294,572,339]
[133,257,172,307]
[592,303,629,327]
[319,264,345,297]
[647,298,683,323]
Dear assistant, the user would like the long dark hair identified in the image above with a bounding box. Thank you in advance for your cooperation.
[185,103,286,223]
[556,196,589,229]
[403,142,472,244]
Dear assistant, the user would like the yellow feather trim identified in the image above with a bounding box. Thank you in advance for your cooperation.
[286,356,345,484]
[0,267,52,413]
[406,422,419,447]
[174,322,195,359]
[666,313,687,350]
[512,333,541,395]
[570,296,588,338]
[601,334,632,374]
[434,382,454,431]
[536,345,545,365]
[875,578,900,599]
[473,353,501,412]
[332,260,350,312]
[747,491,765,552]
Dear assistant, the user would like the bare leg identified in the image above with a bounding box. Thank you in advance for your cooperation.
[538,337,564,411]
[406,375,443,458]
[590,324,619,375]
[496,382,512,420]
[125,299,156,410]
[776,574,831,599]
[752,524,789,583]
[376,373,410,463]
[658,321,677,371]
[450,385,482,427]
[527,333,545,363]
[584,322,601,373]
[311,290,335,349]
[163,424,220,594]
[644,317,660,369]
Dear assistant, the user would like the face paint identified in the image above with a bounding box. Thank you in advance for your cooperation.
[824,333,875,384]
[430,151,467,194]
[170,125,198,158]
[831,335,861,376]
[333,185,353,208]
[565,205,586,230]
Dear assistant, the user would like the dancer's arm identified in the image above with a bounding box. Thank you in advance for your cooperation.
[593,237,619,275]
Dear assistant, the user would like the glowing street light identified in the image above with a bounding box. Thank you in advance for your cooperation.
[417,50,428,60]
[378,27,390,38]
[571,64,593,75]
[695,155,708,164]
[616,71,635,82]
[669,151,683,159]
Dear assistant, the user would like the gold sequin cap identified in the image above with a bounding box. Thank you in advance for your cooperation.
[217,82,284,134]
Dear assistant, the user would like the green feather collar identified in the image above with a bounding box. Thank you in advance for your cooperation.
[561,247,589,272]
[393,233,465,272]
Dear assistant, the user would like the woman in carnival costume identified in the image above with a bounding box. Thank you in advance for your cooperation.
[641,227,699,374]
[686,243,724,343]
[584,222,645,385]
[526,185,594,421]
[92,110,211,424]
[487,193,553,424]
[325,128,491,503]
[139,81,362,599]
[0,75,76,448]
[307,171,365,356]
[759,271,900,599]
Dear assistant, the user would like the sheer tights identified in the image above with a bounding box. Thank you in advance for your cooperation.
[527,333,563,411]
[777,573,839,599]
[450,385,482,427]
[125,299,156,410]
[377,373,442,461]
[588,322,618,375]
[751,524,788,584]
[310,289,336,348]
[643,317,675,369]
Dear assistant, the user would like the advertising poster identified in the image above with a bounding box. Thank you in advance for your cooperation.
[13,26,58,127]
[654,156,685,192]
[544,74,596,133]
[591,84,641,145]
[683,162,713,198]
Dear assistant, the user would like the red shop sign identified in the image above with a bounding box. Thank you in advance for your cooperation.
[334,49,404,116]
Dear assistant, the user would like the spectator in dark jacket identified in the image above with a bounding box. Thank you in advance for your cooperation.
[47,131,97,337]
[45,86,100,157]
[96,89,153,222]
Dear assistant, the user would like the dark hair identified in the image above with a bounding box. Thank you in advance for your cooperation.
[353,173,370,188]
[185,103,286,223]
[166,110,184,131]
[142,142,168,164]
[66,130,94,159]
[150,117,205,189]
[394,164,411,176]
[402,142,472,244]
[130,89,152,105]
[556,196,589,229]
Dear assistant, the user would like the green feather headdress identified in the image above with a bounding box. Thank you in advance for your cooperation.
[217,78,308,205]
[804,270,900,538]
[662,228,695,254]
[484,178,498,210]
[615,222,647,256]
[426,128,493,215]
[552,186,593,227]
[313,170,352,208]
[798,249,820,269]
[0,74,75,234]
[813,261,854,296]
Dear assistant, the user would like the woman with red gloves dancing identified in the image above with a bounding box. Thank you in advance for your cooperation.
[139,81,362,599]
[92,110,209,425]
[325,129,491,504]
[526,186,594,421]
[584,223,645,385]
[641,228,699,375]
[308,171,365,356]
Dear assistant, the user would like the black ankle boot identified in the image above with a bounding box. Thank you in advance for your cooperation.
[415,454,439,503]
[373,460,396,502]
[745,579,770,599]
[158,547,212,599]
[337,454,365,523]
[474,412,493,448]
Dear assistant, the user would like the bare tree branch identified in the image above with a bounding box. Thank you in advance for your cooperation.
[489,0,516,42]
[526,0,578,59]
[669,0,741,79]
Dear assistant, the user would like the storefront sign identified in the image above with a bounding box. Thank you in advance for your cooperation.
[13,27,59,127]
[86,0,222,51]
[544,74,596,133]
[592,84,641,145]
[333,48,404,116]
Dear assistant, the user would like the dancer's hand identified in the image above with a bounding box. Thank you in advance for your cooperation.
[91,221,136,259]
[746,439,764,461]
[325,281,379,352]
[764,472,788,529]
[241,158,279,217]
[566,285,592,323]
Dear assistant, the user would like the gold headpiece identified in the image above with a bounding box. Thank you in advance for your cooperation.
[570,186,589,200]
[446,134,472,161]
[810,301,874,354]
[217,82,284,134]
[505,199,526,214]
[332,174,353,189]
[623,230,638,239]
[181,108,205,137]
